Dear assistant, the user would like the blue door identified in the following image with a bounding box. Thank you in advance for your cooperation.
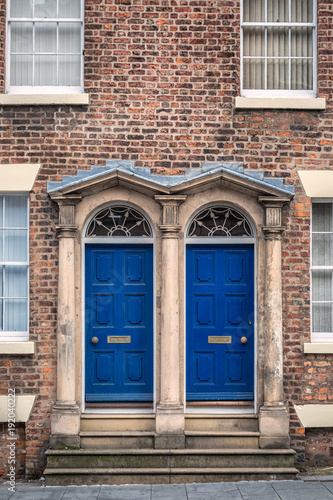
[85,245,153,402]
[186,244,254,401]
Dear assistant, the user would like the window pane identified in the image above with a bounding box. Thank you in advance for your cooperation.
[291,59,313,90]
[59,55,81,86]
[312,303,333,333]
[312,270,332,301]
[35,22,57,53]
[312,234,333,266]
[0,267,2,297]
[11,22,33,53]
[5,196,28,228]
[243,0,265,22]
[0,231,2,262]
[267,58,289,89]
[34,0,57,18]
[11,54,33,85]
[291,0,313,23]
[312,203,332,232]
[4,230,28,262]
[243,59,265,89]
[0,300,2,331]
[4,299,28,331]
[267,28,289,57]
[291,28,313,57]
[267,0,289,23]
[59,23,81,53]
[243,27,265,57]
[11,0,33,18]
[0,196,2,226]
[35,55,57,85]
[5,266,28,298]
[59,0,81,18]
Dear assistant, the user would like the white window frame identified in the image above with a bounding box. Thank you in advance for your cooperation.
[311,199,333,343]
[6,0,84,94]
[0,194,29,342]
[240,0,317,98]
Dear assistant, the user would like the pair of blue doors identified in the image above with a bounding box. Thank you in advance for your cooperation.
[85,244,254,402]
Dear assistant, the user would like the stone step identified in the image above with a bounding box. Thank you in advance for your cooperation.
[80,414,155,432]
[185,414,259,432]
[79,431,260,450]
[44,466,299,486]
[45,448,296,470]
[184,431,260,449]
[80,431,155,449]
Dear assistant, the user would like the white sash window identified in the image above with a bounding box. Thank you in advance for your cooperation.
[241,0,316,97]
[0,195,29,341]
[311,202,333,342]
[6,0,84,94]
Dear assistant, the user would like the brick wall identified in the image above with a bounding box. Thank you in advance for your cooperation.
[0,0,332,476]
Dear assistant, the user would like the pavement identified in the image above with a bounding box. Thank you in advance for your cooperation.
[1,477,333,500]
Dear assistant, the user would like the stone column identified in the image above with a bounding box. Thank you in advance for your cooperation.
[258,196,291,449]
[50,196,81,448]
[154,195,186,449]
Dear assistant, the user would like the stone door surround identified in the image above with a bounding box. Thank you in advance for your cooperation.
[47,161,294,449]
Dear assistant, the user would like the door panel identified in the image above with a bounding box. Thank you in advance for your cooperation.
[85,244,153,402]
[186,244,254,401]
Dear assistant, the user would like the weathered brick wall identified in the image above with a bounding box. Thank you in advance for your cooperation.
[0,0,332,476]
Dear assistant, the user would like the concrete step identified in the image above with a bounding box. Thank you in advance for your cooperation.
[185,414,259,432]
[81,414,155,432]
[44,466,299,485]
[45,448,297,470]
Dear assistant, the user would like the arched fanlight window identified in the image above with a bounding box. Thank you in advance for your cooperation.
[188,206,253,237]
[86,206,152,237]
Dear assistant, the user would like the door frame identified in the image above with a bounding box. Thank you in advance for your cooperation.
[81,203,156,415]
[184,205,257,415]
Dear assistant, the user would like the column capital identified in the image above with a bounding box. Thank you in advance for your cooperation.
[155,195,187,236]
[258,196,291,236]
[262,226,285,240]
[56,225,78,238]
[50,194,82,230]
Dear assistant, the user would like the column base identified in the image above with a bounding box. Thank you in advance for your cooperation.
[50,402,81,449]
[156,404,185,437]
[259,405,290,449]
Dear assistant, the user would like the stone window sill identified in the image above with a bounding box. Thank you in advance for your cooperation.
[0,341,35,354]
[304,343,333,354]
[0,93,90,106]
[235,97,326,110]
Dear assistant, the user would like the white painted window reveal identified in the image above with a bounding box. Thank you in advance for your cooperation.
[311,201,333,342]
[0,195,29,341]
[241,0,316,98]
[6,0,84,94]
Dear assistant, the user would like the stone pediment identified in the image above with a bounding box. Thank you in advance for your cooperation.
[47,159,294,200]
